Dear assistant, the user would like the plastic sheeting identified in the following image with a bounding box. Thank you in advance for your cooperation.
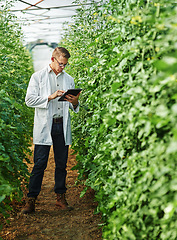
[9,0,95,44]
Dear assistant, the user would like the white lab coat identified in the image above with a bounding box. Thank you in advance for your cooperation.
[25,66,79,146]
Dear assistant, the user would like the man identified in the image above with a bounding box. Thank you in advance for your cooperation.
[22,47,80,214]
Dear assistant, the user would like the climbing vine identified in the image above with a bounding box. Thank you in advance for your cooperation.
[0,0,34,221]
[61,0,177,239]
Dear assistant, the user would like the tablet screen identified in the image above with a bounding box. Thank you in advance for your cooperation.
[58,88,82,101]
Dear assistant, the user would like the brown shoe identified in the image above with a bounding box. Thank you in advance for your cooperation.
[21,197,36,214]
[56,193,73,211]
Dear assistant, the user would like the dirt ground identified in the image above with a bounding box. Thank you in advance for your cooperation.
[0,146,102,240]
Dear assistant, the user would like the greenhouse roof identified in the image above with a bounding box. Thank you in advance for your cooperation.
[8,0,100,44]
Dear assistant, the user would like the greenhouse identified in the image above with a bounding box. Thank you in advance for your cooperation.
[0,0,177,239]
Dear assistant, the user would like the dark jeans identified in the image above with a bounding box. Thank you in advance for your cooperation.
[27,122,69,198]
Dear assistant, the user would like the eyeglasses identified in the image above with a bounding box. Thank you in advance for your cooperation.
[54,57,69,68]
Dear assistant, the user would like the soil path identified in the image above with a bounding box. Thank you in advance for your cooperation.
[1,147,102,240]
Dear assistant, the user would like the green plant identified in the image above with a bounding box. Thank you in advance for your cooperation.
[60,0,177,239]
[0,0,34,221]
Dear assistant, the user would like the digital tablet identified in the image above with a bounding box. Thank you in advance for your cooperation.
[58,88,82,101]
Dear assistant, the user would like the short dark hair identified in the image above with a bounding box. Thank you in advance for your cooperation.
[52,47,70,59]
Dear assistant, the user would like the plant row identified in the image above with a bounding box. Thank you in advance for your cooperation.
[61,0,177,239]
[0,1,34,222]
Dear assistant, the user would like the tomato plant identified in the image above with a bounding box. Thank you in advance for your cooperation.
[0,0,34,222]
[61,0,177,239]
